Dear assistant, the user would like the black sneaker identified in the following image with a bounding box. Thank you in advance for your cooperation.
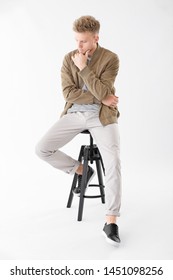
[102,223,121,246]
[73,166,95,196]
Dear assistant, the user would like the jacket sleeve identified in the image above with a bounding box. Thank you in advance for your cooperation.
[78,55,119,101]
[61,56,94,104]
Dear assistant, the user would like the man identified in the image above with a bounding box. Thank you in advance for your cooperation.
[36,15,122,246]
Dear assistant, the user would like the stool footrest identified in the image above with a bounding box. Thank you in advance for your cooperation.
[83,195,105,199]
[89,184,105,188]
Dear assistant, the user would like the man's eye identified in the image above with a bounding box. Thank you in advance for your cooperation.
[75,40,87,43]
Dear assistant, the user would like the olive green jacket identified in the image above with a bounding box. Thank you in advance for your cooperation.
[60,44,120,125]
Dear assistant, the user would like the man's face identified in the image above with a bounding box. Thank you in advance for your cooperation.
[74,31,99,56]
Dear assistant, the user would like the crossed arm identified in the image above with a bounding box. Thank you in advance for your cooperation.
[61,52,119,107]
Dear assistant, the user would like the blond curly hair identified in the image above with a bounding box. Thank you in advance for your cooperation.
[73,15,100,34]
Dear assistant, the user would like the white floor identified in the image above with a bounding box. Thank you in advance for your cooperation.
[0,154,172,260]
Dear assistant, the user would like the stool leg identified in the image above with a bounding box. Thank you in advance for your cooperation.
[66,173,78,208]
[77,148,89,221]
[95,159,105,204]
[67,145,84,208]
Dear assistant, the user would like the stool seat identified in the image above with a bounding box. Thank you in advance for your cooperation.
[80,130,90,134]
[67,130,105,221]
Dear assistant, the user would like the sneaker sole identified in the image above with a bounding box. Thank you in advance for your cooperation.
[74,170,96,197]
[102,231,120,247]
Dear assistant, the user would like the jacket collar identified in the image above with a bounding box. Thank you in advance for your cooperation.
[90,43,100,58]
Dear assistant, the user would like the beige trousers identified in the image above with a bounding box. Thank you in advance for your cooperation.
[35,111,122,216]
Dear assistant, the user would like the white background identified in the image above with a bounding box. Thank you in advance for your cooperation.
[0,0,173,261]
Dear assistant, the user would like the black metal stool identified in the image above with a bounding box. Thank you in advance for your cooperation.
[67,130,105,221]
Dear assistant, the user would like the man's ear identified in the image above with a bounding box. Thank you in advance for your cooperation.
[94,34,99,43]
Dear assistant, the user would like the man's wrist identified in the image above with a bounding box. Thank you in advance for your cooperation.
[79,64,87,71]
